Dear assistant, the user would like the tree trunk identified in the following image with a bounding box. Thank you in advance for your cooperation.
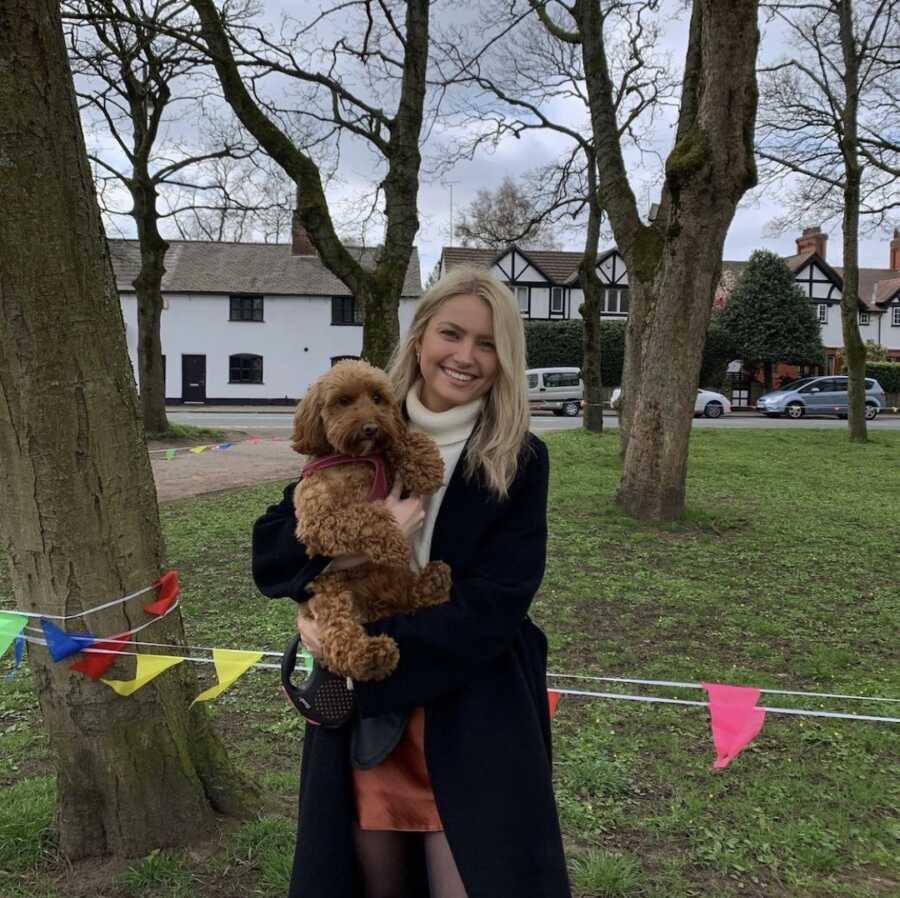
[0,0,259,860]
[839,0,868,443]
[763,360,774,393]
[360,281,402,368]
[580,180,604,434]
[132,175,170,433]
[576,0,760,520]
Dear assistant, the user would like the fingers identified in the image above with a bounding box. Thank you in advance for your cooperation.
[389,476,403,499]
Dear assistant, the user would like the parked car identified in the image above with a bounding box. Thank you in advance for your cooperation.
[755,376,885,420]
[526,367,583,416]
[609,387,732,418]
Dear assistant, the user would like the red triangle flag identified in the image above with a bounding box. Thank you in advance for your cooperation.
[70,633,132,680]
[547,689,561,719]
[703,683,766,769]
[144,570,179,615]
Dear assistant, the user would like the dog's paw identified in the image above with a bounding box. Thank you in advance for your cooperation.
[348,636,400,681]
[418,561,452,601]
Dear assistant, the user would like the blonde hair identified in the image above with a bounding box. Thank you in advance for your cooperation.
[387,265,531,500]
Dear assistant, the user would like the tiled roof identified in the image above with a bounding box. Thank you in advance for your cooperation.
[873,274,900,305]
[442,245,586,285]
[109,239,422,298]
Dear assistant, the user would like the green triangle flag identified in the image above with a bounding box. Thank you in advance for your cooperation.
[0,611,28,659]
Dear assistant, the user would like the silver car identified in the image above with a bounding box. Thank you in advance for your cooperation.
[526,367,583,417]
[756,375,885,420]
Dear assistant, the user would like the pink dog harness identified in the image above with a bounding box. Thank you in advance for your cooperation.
[301,453,389,502]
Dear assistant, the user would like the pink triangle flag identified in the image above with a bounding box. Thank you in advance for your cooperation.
[703,683,766,769]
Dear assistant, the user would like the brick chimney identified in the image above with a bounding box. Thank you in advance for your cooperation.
[291,208,315,256]
[890,228,900,271]
[796,225,827,259]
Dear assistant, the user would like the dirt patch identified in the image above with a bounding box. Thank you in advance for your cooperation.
[150,435,303,503]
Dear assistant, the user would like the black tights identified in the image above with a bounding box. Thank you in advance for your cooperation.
[352,824,469,898]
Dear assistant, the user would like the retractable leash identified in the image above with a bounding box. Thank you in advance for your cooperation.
[281,633,354,728]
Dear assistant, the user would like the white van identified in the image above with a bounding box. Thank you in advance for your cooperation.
[526,367,583,417]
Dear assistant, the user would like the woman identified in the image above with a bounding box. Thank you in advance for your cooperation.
[252,266,571,898]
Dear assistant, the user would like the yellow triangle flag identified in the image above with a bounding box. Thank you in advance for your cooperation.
[190,649,263,705]
[189,445,209,454]
[101,654,183,696]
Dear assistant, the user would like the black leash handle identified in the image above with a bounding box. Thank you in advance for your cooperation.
[281,633,354,728]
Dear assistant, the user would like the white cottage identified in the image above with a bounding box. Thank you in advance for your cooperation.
[110,227,422,404]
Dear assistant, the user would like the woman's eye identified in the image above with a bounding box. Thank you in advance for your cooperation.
[441,330,458,339]
[480,341,495,350]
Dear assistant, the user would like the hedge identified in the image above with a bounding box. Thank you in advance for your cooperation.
[524,318,734,389]
[858,361,900,393]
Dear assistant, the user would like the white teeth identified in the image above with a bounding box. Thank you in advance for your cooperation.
[442,366,474,383]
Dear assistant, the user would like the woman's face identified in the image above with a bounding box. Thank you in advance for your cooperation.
[416,293,499,413]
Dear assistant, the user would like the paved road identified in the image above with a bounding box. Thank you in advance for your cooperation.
[168,410,900,432]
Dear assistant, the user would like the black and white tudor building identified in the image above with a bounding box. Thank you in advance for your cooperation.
[440,226,900,379]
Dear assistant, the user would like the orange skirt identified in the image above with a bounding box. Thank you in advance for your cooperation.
[352,706,443,832]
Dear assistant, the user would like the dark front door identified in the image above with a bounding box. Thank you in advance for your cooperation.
[181,355,206,403]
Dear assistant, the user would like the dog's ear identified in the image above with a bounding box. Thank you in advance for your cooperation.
[292,380,330,456]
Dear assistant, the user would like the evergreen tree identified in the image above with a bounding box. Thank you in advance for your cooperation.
[718,250,825,391]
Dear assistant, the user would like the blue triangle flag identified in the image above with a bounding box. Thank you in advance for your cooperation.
[40,619,96,661]
[4,635,25,681]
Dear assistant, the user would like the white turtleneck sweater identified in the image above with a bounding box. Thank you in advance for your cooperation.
[405,380,484,571]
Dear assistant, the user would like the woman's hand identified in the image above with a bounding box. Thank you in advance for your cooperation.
[383,476,425,541]
[296,609,324,657]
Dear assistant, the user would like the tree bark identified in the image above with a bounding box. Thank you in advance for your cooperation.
[579,164,605,434]
[573,0,760,520]
[839,0,868,443]
[131,171,170,434]
[0,0,258,860]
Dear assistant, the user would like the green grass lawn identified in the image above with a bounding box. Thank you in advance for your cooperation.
[1,429,898,898]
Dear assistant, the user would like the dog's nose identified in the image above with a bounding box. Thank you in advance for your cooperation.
[362,424,379,438]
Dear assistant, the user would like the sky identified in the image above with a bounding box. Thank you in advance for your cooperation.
[87,1,898,280]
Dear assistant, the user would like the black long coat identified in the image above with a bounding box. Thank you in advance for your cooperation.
[251,433,571,898]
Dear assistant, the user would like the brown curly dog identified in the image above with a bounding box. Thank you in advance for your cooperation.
[292,359,452,681]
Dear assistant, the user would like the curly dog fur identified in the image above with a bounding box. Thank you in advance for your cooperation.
[292,359,451,681]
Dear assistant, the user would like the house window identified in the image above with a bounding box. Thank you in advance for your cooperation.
[892,306,900,326]
[859,311,870,326]
[331,296,362,325]
[603,288,629,314]
[229,295,263,322]
[515,286,529,316]
[550,287,564,314]
[229,353,263,384]
[331,355,360,366]
[817,303,828,324]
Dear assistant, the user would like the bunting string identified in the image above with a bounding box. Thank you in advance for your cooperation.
[546,672,900,705]
[9,583,157,620]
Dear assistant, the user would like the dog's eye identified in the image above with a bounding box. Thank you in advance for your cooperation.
[371,393,382,404]
[338,396,353,406]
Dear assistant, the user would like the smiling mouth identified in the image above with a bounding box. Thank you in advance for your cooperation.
[441,366,476,384]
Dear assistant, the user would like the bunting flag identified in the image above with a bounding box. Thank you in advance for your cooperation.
[214,442,233,451]
[144,570,179,615]
[0,611,28,658]
[245,437,262,444]
[101,653,183,696]
[69,633,133,680]
[4,634,26,681]
[189,445,208,454]
[703,683,767,769]
[40,619,95,661]
[547,689,561,719]
[190,648,264,705]
[165,448,177,460]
